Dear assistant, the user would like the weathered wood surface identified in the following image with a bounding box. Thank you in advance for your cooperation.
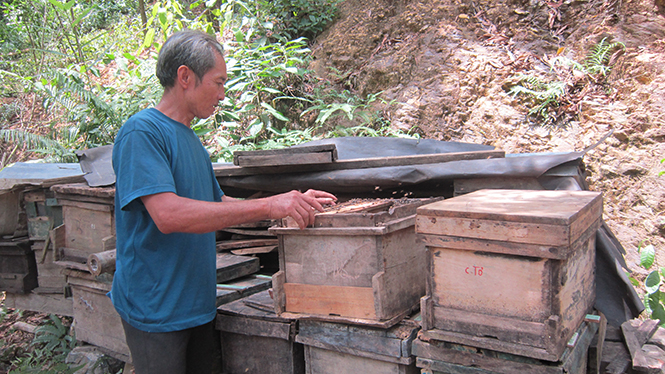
[216,238,278,251]
[417,189,601,361]
[216,290,304,374]
[51,183,115,199]
[59,202,114,253]
[216,149,505,176]
[32,242,67,290]
[416,189,602,249]
[284,283,376,319]
[215,274,272,307]
[621,319,664,373]
[3,291,73,316]
[296,318,419,362]
[271,198,432,326]
[216,253,260,283]
[66,269,130,361]
[233,144,338,167]
[217,289,293,338]
[230,245,277,255]
[415,318,597,374]
[304,345,419,374]
[0,239,38,294]
[421,236,596,361]
[87,249,116,276]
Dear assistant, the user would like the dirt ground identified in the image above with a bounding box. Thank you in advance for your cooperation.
[310,0,665,280]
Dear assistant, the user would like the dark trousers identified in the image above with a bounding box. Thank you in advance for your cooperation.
[121,318,215,374]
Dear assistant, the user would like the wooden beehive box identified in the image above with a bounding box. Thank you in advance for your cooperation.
[296,317,420,374]
[0,238,38,294]
[413,315,598,374]
[216,290,304,374]
[270,198,438,327]
[64,268,130,363]
[50,183,115,269]
[415,189,602,361]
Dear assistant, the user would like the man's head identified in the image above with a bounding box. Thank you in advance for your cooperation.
[156,29,225,89]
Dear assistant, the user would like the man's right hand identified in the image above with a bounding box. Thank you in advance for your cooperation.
[267,189,337,229]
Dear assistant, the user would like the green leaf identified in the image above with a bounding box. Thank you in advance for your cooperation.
[640,244,656,270]
[260,103,289,122]
[645,271,662,295]
[247,121,263,137]
[143,29,156,49]
[47,0,66,11]
[72,8,93,27]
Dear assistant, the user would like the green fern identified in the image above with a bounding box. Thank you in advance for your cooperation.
[0,129,76,162]
[585,38,625,76]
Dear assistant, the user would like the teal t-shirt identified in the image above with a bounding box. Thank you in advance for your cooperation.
[111,108,224,332]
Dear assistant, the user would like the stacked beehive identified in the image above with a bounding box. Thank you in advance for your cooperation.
[262,198,437,373]
[414,189,603,373]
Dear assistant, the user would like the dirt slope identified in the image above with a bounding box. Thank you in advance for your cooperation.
[311,0,665,279]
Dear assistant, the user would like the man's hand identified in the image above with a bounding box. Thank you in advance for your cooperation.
[268,189,337,229]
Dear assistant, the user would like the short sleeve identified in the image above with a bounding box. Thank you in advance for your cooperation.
[113,127,177,211]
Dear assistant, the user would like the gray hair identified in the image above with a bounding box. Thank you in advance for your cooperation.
[155,29,224,89]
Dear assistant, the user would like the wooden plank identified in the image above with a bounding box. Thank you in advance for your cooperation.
[284,283,376,320]
[421,326,558,362]
[59,199,113,212]
[51,183,115,199]
[304,345,418,374]
[414,321,597,373]
[282,234,379,287]
[230,245,277,255]
[236,152,333,168]
[219,329,304,374]
[69,282,130,358]
[233,144,337,164]
[216,238,278,251]
[3,291,73,316]
[621,319,662,372]
[220,227,272,237]
[61,205,114,252]
[216,253,260,283]
[417,215,571,247]
[215,274,272,307]
[430,247,551,321]
[296,319,417,360]
[216,149,506,176]
[603,341,632,374]
[417,189,602,225]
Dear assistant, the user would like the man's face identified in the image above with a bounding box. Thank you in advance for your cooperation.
[190,52,227,119]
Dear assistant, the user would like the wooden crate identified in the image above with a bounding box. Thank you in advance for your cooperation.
[32,241,67,291]
[64,269,130,363]
[415,189,602,361]
[0,239,38,294]
[23,188,63,241]
[270,198,437,327]
[50,184,115,269]
[0,190,21,236]
[296,318,420,374]
[216,290,304,374]
[413,316,598,374]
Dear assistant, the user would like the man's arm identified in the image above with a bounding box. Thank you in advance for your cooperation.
[141,189,336,234]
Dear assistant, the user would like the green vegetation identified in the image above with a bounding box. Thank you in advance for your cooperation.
[1,0,409,167]
[0,312,80,374]
[508,38,625,127]
[630,243,665,326]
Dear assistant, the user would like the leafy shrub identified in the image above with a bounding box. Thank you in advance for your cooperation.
[508,37,625,127]
[630,243,665,326]
[264,0,341,40]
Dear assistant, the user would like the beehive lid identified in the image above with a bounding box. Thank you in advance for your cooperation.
[416,189,602,249]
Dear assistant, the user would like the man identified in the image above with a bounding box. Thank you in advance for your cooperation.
[111,29,336,374]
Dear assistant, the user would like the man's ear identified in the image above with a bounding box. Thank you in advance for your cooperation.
[176,65,194,89]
